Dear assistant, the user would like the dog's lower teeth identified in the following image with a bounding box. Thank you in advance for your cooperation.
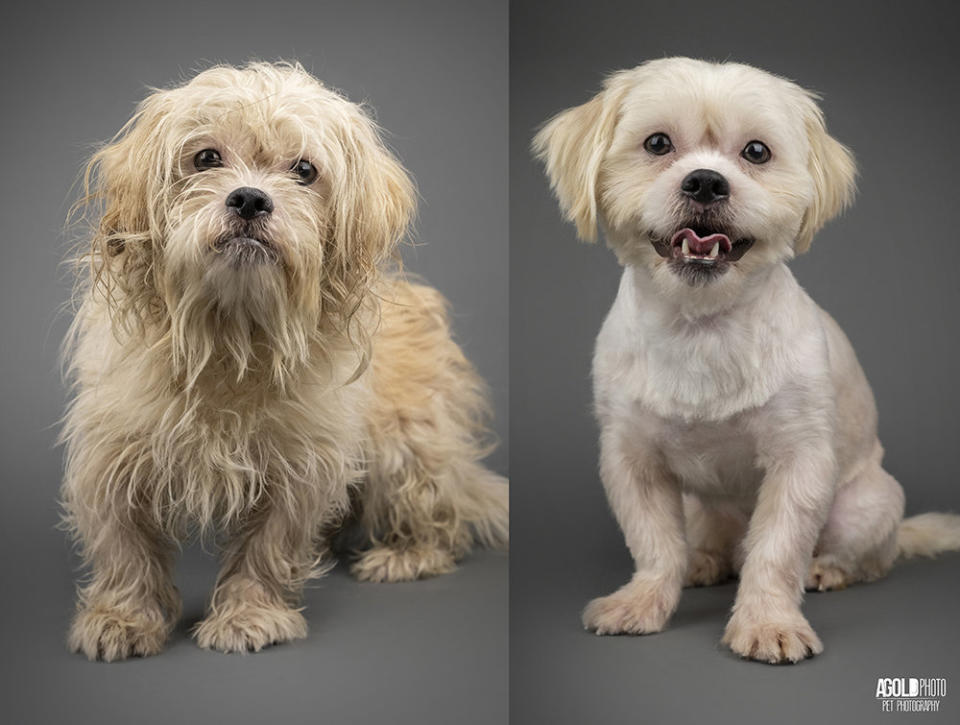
[679,238,723,262]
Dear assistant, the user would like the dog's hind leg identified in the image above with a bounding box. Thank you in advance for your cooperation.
[352,281,508,583]
[683,495,748,587]
[806,461,904,591]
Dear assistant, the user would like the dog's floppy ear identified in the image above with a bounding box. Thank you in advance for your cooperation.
[533,76,627,242]
[795,94,857,254]
[328,105,416,280]
[78,89,174,329]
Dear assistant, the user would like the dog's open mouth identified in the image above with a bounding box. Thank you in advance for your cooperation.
[669,227,754,265]
[652,225,755,282]
[214,235,279,266]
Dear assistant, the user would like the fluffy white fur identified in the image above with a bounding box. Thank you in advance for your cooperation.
[535,57,960,663]
[62,62,507,661]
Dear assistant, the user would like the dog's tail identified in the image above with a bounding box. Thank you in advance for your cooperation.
[897,512,960,559]
[451,461,509,550]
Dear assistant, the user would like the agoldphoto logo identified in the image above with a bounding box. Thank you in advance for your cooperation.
[876,677,947,713]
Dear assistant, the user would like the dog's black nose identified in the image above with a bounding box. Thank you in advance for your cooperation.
[226,187,274,220]
[680,169,730,205]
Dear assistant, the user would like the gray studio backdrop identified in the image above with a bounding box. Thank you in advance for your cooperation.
[510,1,960,724]
[0,1,506,724]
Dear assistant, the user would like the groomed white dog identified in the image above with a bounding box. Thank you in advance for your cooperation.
[535,57,960,663]
[62,62,507,661]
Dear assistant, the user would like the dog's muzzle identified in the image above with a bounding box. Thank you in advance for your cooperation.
[214,234,279,266]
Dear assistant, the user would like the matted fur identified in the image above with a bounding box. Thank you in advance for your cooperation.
[61,61,507,661]
[535,57,960,664]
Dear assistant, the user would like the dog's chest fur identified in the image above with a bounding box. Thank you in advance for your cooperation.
[593,265,828,496]
[657,415,761,498]
[66,305,369,532]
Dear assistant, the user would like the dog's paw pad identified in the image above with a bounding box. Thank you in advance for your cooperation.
[684,549,732,587]
[69,605,170,662]
[805,557,851,591]
[193,605,306,654]
[722,615,823,664]
[351,546,456,582]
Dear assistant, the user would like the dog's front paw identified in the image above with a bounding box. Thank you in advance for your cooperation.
[684,549,732,587]
[582,577,679,635]
[722,610,823,664]
[194,604,307,654]
[805,556,852,591]
[351,545,456,582]
[69,603,171,662]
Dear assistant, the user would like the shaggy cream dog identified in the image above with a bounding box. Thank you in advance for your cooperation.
[62,62,508,661]
[535,57,960,663]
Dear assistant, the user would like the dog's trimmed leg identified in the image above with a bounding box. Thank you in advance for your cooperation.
[807,462,904,591]
[683,495,747,587]
[582,428,686,635]
[722,422,835,663]
[69,511,180,662]
[194,506,317,654]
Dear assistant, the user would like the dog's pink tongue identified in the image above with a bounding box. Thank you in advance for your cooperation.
[672,228,732,254]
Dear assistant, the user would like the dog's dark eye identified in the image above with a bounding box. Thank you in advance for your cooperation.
[741,141,771,164]
[292,160,318,186]
[194,148,223,170]
[643,133,673,156]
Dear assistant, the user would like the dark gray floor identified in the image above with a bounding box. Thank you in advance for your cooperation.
[5,528,507,725]
[511,537,960,725]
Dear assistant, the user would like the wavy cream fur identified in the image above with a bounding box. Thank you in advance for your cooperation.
[535,57,959,664]
[62,62,507,661]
